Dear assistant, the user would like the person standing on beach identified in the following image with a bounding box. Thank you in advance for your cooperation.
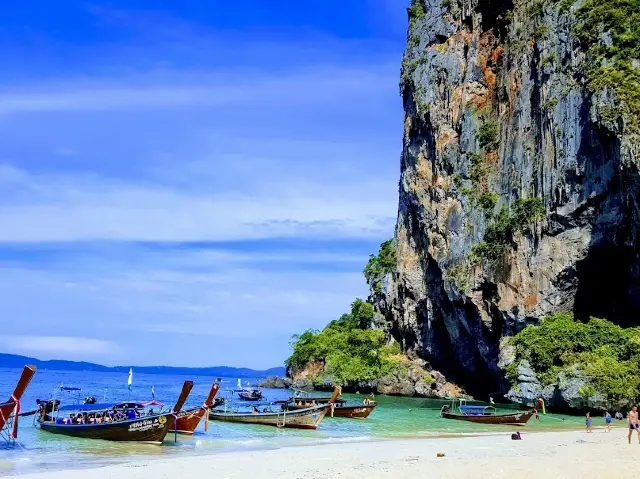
[585,412,592,433]
[628,407,640,444]
[605,412,612,432]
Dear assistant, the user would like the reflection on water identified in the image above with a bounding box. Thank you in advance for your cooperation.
[0,368,592,476]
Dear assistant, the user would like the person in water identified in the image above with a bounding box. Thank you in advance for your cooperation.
[628,406,639,444]
[605,411,612,432]
[585,412,592,433]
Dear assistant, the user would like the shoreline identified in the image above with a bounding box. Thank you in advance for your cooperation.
[5,425,634,479]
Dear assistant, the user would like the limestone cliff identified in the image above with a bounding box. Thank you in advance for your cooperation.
[374,0,640,401]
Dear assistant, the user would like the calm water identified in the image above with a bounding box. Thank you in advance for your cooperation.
[0,367,594,475]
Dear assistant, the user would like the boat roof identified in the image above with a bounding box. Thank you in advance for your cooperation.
[459,405,494,410]
[58,403,116,412]
[58,400,165,412]
[59,386,82,391]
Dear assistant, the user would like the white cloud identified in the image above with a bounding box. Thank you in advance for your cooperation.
[0,5,403,367]
[0,159,397,242]
[0,64,396,115]
[0,246,371,366]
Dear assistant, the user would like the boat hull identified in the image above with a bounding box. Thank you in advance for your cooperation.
[170,408,206,434]
[0,365,37,437]
[291,396,345,405]
[0,403,17,432]
[287,403,377,419]
[38,413,175,443]
[171,383,218,434]
[209,405,328,429]
[441,410,534,425]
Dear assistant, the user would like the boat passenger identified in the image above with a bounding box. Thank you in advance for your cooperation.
[127,409,136,420]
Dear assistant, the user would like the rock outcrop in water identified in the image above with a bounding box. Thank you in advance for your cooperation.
[289,357,466,398]
[257,376,292,389]
[371,0,640,407]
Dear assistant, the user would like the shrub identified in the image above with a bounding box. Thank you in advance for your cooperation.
[477,122,499,151]
[471,198,545,264]
[478,191,499,216]
[364,240,397,292]
[286,313,402,385]
[407,0,426,29]
[572,0,640,134]
[444,261,469,291]
[509,314,640,404]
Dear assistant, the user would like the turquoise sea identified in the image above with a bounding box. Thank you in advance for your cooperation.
[0,367,604,476]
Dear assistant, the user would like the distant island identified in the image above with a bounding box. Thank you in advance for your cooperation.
[0,353,285,378]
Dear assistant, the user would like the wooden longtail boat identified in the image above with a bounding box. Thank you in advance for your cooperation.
[289,389,346,405]
[170,383,220,434]
[237,388,263,401]
[285,395,377,419]
[440,398,534,426]
[209,387,342,429]
[0,365,37,439]
[209,403,329,429]
[37,381,194,443]
[288,402,377,419]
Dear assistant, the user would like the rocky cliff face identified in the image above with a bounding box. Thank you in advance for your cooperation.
[374,0,640,400]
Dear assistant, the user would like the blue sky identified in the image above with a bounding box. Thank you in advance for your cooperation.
[0,0,408,368]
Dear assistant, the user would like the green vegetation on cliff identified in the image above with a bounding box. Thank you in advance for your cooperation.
[285,298,401,385]
[571,0,640,134]
[508,314,640,404]
[364,240,397,292]
[471,197,545,265]
[287,239,402,386]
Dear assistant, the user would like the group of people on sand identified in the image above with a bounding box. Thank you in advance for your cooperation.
[583,406,640,443]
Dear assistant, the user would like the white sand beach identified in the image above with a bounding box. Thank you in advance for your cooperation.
[9,427,637,479]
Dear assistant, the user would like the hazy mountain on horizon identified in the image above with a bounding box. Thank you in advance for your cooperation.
[0,353,286,378]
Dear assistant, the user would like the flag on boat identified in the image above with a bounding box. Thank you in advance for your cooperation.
[151,385,155,399]
[127,368,133,391]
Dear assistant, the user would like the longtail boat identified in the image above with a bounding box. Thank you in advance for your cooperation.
[170,382,220,434]
[209,386,342,429]
[237,388,263,401]
[36,381,194,443]
[283,390,377,419]
[209,403,329,429]
[440,398,534,425]
[0,365,37,440]
[289,388,346,405]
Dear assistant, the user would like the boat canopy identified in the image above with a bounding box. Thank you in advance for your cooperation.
[57,400,165,412]
[59,387,82,391]
[117,400,165,408]
[58,403,116,412]
[459,405,491,410]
